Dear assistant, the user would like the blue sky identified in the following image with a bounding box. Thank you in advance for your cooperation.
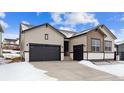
[0,12,124,41]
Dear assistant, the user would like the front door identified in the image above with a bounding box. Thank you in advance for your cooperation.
[73,44,83,60]
[64,41,69,56]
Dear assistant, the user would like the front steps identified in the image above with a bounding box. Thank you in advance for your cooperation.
[64,56,72,61]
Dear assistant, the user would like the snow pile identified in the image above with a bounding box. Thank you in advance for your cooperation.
[79,60,99,69]
[0,57,5,61]
[3,49,20,54]
[0,62,57,81]
[3,50,21,59]
[10,50,20,54]
[3,53,21,59]
[0,58,4,64]
[79,60,124,77]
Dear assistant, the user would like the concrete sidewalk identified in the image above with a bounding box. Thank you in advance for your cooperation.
[30,61,123,81]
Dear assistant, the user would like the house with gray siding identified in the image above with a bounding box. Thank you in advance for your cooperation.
[0,24,4,56]
[116,41,124,60]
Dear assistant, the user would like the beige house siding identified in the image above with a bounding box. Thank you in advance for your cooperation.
[86,28,115,60]
[21,25,64,61]
[99,27,115,52]
[20,34,25,57]
[87,29,104,52]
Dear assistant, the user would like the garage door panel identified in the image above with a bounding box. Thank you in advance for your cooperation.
[120,52,124,60]
[29,44,60,61]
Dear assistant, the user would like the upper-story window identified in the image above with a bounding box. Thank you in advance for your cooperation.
[91,39,100,52]
[45,34,48,40]
[105,41,112,51]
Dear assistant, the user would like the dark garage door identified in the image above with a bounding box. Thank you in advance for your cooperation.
[29,44,60,61]
[73,44,83,60]
[120,52,124,60]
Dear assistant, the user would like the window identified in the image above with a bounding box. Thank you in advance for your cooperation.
[105,41,112,51]
[91,39,100,52]
[45,34,48,40]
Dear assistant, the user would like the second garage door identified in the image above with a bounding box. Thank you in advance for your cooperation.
[29,44,61,61]
[120,52,124,60]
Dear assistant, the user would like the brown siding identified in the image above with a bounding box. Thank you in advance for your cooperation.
[87,29,104,52]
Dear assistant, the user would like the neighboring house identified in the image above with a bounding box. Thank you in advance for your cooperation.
[20,23,117,62]
[0,24,4,56]
[116,41,124,60]
[2,38,20,50]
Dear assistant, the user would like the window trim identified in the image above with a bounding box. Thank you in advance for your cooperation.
[91,38,101,52]
[104,40,112,52]
[45,34,48,40]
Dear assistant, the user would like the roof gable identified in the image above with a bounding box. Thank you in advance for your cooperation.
[99,24,117,39]
[70,25,107,38]
[70,24,116,39]
[20,23,117,39]
[20,23,34,31]
[59,30,77,38]
[21,23,66,37]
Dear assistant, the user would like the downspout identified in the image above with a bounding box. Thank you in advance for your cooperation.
[19,24,21,47]
[0,32,2,56]
[99,26,105,60]
[87,34,88,60]
[0,25,4,56]
[103,35,105,60]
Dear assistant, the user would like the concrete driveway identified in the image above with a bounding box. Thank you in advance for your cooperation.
[30,61,123,81]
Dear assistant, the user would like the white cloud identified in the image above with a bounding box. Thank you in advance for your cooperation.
[115,29,124,42]
[120,16,124,21]
[21,20,30,25]
[0,20,8,29]
[109,29,124,42]
[0,12,6,19]
[51,12,99,27]
[64,12,99,26]
[59,26,76,31]
[120,29,124,35]
[51,12,65,23]
[120,28,124,31]
[2,33,19,40]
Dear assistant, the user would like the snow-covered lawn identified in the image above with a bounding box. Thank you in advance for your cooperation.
[3,49,20,54]
[3,53,21,59]
[79,60,124,77]
[0,62,57,81]
[3,49,21,59]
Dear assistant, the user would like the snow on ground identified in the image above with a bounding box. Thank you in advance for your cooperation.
[3,49,21,59]
[3,49,20,54]
[79,60,124,77]
[0,57,11,64]
[0,58,5,64]
[0,62,57,81]
[3,53,21,59]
